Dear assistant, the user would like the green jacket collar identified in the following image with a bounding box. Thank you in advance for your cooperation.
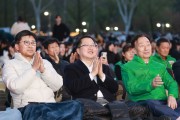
[133,55,153,64]
[154,53,171,61]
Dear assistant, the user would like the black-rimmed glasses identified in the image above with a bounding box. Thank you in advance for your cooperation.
[79,44,98,48]
[20,40,36,46]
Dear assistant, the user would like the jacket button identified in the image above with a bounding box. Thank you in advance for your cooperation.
[94,94,97,96]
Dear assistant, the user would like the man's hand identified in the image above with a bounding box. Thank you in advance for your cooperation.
[98,57,105,79]
[70,52,77,63]
[54,51,59,63]
[168,95,177,110]
[152,74,164,88]
[39,57,45,73]
[32,52,45,73]
[91,57,99,77]
[101,56,108,65]
[32,52,41,71]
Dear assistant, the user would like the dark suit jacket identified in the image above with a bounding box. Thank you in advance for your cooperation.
[44,54,69,77]
[64,59,118,102]
[173,60,180,85]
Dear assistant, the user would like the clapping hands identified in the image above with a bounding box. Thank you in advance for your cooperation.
[32,52,45,73]
[91,57,105,80]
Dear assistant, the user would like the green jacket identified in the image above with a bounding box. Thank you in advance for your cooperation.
[114,61,127,80]
[121,55,178,102]
[152,53,176,69]
[115,61,124,68]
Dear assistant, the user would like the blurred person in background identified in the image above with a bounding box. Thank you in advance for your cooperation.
[11,16,30,36]
[173,60,180,88]
[114,43,135,100]
[152,38,176,70]
[151,40,156,55]
[59,42,66,60]
[169,39,180,61]
[43,38,69,78]
[99,41,120,69]
[0,39,10,67]
[42,38,70,102]
[64,41,78,63]
[115,43,134,81]
[52,15,70,42]
[152,38,176,78]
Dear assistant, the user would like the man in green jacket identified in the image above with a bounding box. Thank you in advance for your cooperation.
[152,38,176,70]
[122,34,180,120]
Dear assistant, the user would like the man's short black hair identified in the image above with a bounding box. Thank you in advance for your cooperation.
[42,37,60,49]
[131,34,151,47]
[14,30,37,44]
[75,35,97,49]
[156,38,170,47]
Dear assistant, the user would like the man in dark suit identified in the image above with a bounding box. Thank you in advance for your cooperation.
[64,35,130,120]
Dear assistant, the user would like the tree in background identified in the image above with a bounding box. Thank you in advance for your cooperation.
[29,0,54,34]
[134,0,175,34]
[0,0,180,34]
[116,0,138,35]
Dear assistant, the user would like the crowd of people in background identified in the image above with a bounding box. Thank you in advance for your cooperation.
[0,15,180,120]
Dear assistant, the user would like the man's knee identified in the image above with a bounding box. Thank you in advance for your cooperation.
[68,100,83,109]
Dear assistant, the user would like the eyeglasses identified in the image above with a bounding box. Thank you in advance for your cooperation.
[20,40,36,46]
[79,44,98,48]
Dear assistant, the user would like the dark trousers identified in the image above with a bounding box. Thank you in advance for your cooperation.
[146,100,180,120]
[127,100,180,120]
[126,100,150,119]
[18,100,83,120]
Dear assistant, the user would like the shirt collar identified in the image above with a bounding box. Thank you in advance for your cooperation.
[81,60,93,72]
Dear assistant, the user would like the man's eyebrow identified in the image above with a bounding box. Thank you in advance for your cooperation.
[138,41,150,44]
[23,40,36,41]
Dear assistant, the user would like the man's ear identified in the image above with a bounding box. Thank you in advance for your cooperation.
[15,44,19,51]
[76,48,80,55]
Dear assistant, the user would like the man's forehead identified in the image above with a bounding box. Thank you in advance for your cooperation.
[21,35,35,40]
[159,42,170,46]
[136,38,150,44]
[49,42,59,46]
[81,38,94,43]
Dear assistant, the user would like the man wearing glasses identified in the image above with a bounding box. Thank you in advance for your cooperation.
[2,30,83,120]
[64,36,130,120]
